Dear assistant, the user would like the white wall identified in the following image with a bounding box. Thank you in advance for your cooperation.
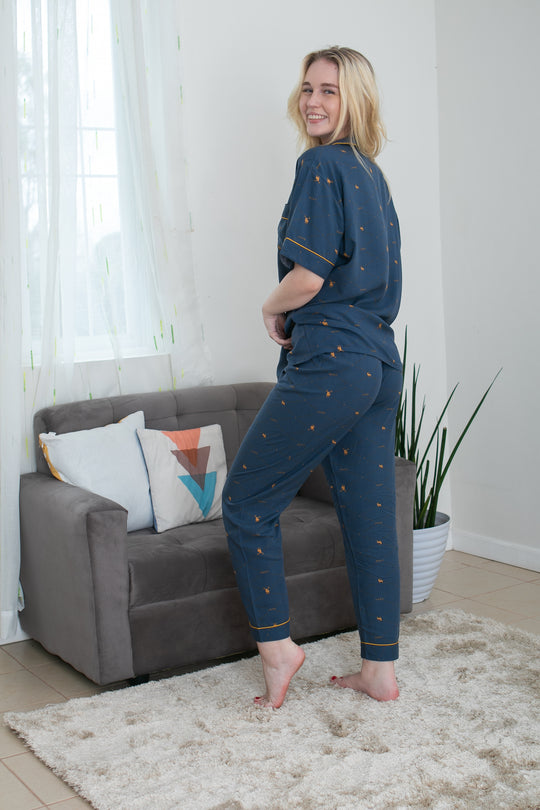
[435,0,540,569]
[178,0,448,426]
[179,0,540,569]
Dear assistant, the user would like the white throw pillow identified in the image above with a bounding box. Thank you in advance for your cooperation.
[39,411,153,532]
[136,424,226,533]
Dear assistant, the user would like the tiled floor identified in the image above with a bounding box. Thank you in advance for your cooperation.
[0,549,539,809]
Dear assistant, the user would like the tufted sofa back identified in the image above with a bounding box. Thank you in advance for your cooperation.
[33,382,274,476]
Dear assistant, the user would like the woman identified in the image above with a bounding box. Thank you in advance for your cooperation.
[222,47,402,708]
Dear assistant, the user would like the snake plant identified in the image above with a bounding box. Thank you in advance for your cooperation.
[395,328,501,530]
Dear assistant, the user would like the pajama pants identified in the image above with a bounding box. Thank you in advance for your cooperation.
[222,347,402,661]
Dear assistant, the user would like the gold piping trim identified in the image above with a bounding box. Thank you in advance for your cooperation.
[362,640,399,647]
[283,238,334,266]
[249,618,290,631]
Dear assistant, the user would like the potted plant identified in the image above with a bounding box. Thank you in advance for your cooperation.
[395,329,501,602]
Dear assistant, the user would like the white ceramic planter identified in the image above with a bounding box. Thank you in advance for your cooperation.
[412,512,451,603]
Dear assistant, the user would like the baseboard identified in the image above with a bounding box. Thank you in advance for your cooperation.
[452,528,540,572]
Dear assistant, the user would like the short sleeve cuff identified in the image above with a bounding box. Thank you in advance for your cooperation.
[280,237,335,279]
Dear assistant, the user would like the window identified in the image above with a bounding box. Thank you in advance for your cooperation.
[17,0,154,363]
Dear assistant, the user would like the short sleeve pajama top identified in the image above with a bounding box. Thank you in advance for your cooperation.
[278,142,402,370]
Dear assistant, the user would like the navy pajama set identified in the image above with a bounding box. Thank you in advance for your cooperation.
[222,142,403,661]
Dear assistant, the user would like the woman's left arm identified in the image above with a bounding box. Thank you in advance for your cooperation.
[262,264,324,347]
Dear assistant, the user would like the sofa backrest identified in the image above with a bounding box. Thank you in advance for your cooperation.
[33,382,274,476]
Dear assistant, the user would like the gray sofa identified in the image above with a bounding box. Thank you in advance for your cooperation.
[19,382,415,686]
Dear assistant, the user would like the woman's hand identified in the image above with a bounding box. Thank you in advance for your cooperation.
[262,310,292,349]
[261,264,324,349]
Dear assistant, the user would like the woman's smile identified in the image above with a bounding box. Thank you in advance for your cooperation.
[299,58,345,144]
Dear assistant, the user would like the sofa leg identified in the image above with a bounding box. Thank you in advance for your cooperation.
[128,674,150,686]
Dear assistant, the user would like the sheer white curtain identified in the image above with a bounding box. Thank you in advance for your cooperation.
[0,0,211,642]
[0,0,24,641]
[21,0,83,418]
[20,0,211,421]
[110,0,212,389]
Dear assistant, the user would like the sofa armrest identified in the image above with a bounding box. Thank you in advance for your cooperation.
[19,472,134,684]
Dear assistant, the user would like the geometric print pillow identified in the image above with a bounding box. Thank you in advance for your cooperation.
[136,425,227,533]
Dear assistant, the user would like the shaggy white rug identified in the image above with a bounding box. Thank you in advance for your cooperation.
[6,609,540,810]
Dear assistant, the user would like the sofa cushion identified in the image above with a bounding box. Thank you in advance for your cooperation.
[127,497,345,608]
[38,411,153,532]
[136,425,227,532]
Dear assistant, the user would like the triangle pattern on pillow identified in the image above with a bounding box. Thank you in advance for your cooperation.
[178,471,217,518]
[171,445,211,491]
[161,428,219,518]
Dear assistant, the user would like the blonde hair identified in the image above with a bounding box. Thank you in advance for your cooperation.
[287,46,387,160]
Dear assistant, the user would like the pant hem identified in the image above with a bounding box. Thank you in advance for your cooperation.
[361,641,399,662]
[250,619,291,643]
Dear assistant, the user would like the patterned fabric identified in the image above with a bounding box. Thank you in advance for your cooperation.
[277,142,402,373]
[223,353,402,659]
[137,425,226,533]
[223,143,404,657]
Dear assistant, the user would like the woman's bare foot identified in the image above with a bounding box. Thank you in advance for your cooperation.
[254,638,305,708]
[331,659,399,702]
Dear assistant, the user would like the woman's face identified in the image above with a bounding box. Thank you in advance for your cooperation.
[299,58,346,144]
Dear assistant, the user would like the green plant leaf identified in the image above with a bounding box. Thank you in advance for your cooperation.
[416,384,458,477]
[395,328,502,529]
[429,369,503,513]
